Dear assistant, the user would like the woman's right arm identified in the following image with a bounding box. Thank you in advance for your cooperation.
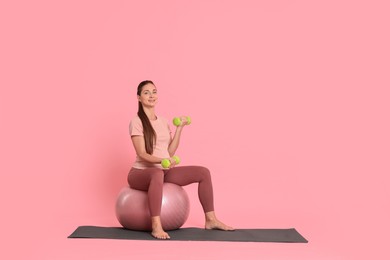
[131,135,164,163]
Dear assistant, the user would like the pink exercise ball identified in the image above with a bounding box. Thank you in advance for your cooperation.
[115,183,190,231]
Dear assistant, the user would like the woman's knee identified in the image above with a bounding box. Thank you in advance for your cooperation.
[197,166,211,180]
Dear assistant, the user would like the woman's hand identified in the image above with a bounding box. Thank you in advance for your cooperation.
[177,116,190,127]
[168,157,178,168]
[162,156,180,169]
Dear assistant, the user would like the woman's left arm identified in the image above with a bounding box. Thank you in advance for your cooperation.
[168,116,190,156]
[168,126,183,157]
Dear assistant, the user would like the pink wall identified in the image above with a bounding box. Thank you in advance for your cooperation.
[1,1,389,259]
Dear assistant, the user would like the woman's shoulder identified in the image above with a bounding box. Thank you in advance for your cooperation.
[130,115,141,122]
[129,115,142,126]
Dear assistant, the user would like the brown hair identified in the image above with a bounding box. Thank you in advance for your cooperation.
[137,80,156,154]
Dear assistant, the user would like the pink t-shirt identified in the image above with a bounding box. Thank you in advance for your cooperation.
[129,116,172,169]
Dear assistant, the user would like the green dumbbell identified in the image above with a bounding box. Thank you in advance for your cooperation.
[161,155,181,169]
[173,116,191,126]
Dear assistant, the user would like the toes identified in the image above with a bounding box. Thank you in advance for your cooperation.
[152,232,170,239]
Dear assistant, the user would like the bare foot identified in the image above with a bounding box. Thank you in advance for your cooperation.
[151,216,170,239]
[151,227,170,239]
[205,219,235,231]
[205,211,234,231]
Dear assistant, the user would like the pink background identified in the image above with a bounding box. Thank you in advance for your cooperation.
[1,0,389,259]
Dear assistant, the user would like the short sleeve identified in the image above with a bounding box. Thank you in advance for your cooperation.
[129,117,144,136]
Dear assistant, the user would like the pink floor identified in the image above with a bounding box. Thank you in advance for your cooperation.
[5,210,388,260]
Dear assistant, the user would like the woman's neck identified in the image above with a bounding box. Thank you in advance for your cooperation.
[143,106,157,121]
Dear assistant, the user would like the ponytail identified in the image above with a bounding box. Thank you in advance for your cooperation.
[137,80,156,154]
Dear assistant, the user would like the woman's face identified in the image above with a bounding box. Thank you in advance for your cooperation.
[138,83,158,107]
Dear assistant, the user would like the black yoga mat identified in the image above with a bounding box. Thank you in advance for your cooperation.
[68,226,308,243]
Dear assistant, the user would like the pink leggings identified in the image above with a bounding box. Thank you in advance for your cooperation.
[127,166,214,217]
